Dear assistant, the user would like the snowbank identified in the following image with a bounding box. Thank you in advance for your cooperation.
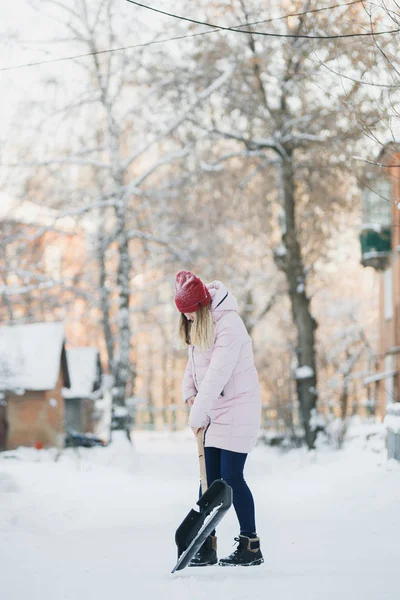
[384,403,400,433]
[295,365,314,379]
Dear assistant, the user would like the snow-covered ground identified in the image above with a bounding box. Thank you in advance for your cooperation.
[1,423,399,600]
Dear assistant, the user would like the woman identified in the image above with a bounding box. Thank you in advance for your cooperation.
[175,270,263,567]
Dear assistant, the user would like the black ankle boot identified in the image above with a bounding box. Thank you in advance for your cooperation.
[219,535,264,567]
[188,535,217,567]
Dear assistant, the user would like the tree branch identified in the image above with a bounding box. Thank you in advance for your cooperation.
[121,64,235,170]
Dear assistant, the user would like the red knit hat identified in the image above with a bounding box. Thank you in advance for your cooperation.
[174,271,212,313]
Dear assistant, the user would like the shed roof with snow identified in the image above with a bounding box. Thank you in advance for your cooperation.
[0,322,70,391]
[63,347,102,399]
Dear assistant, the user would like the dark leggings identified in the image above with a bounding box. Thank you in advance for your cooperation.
[200,446,257,538]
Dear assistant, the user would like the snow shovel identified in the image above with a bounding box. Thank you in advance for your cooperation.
[171,429,232,573]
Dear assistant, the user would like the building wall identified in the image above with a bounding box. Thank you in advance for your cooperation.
[6,366,65,449]
[378,154,400,415]
[0,218,107,381]
[391,158,400,403]
[81,398,95,433]
[0,220,99,345]
[65,397,95,433]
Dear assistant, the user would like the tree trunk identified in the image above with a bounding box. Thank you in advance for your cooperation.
[146,345,155,429]
[279,155,318,449]
[98,222,114,372]
[161,345,169,427]
[170,354,178,432]
[111,199,132,435]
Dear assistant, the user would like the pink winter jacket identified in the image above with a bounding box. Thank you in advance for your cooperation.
[183,281,261,454]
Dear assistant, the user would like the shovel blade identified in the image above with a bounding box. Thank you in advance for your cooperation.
[172,479,232,573]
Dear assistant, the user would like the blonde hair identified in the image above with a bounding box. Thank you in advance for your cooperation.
[178,305,214,351]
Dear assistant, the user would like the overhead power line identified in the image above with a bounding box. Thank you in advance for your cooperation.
[0,34,203,72]
[126,0,400,40]
[0,1,391,73]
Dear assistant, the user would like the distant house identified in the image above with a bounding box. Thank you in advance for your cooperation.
[0,196,88,343]
[63,347,102,434]
[0,322,70,450]
[359,143,400,418]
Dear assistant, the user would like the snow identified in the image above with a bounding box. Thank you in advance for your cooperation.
[200,161,224,172]
[361,250,389,260]
[63,347,100,399]
[363,370,397,385]
[295,366,314,379]
[126,395,145,406]
[113,406,129,418]
[360,223,384,233]
[274,242,287,257]
[384,416,400,433]
[175,271,196,293]
[386,403,400,415]
[0,322,66,391]
[310,408,325,430]
[1,424,399,600]
[384,403,400,433]
[0,198,76,230]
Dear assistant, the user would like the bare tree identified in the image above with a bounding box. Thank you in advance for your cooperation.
[174,0,390,447]
[4,0,235,438]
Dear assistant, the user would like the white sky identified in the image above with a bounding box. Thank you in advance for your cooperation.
[1,0,168,66]
[0,1,171,138]
[1,1,398,176]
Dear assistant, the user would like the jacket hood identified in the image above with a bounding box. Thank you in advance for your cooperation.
[206,280,238,321]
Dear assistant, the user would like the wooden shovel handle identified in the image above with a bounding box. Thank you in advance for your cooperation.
[197,429,208,494]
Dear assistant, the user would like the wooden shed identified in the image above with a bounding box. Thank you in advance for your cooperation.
[63,347,102,434]
[0,322,70,450]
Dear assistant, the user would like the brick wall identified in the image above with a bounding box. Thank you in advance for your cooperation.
[377,154,400,415]
[81,398,95,433]
[6,366,65,449]
[391,158,400,402]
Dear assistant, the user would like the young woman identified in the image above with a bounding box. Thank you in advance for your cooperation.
[175,270,263,567]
